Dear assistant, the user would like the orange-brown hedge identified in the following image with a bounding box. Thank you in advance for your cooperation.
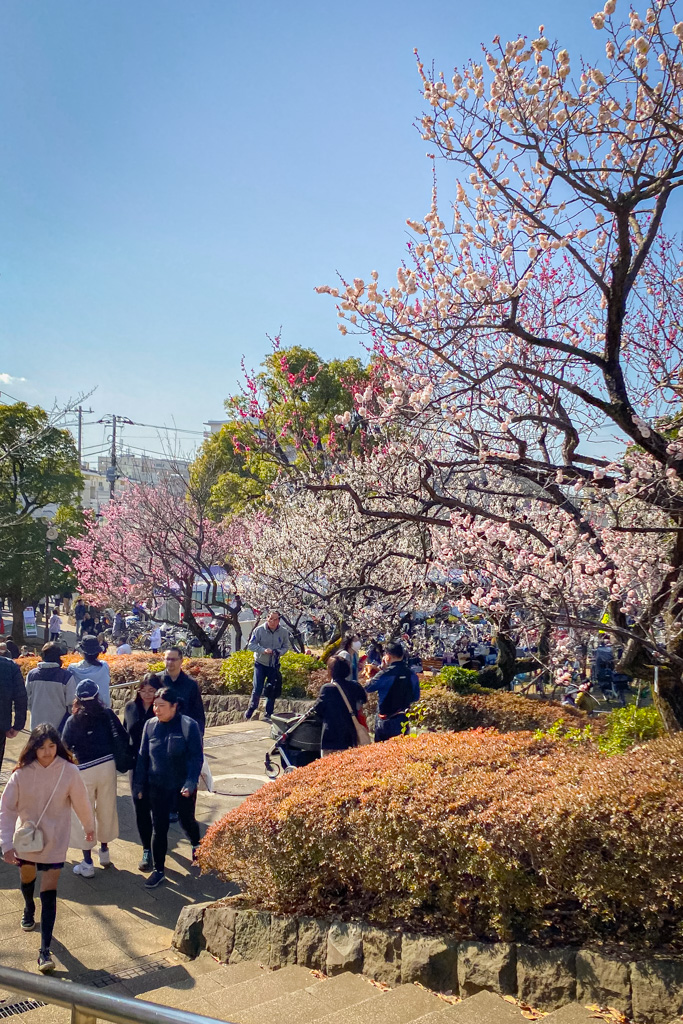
[14,652,224,690]
[410,686,586,733]
[199,730,683,947]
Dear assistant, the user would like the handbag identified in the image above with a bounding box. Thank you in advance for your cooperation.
[13,764,66,855]
[109,710,134,773]
[332,683,371,746]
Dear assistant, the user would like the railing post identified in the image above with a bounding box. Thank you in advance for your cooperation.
[71,1004,97,1024]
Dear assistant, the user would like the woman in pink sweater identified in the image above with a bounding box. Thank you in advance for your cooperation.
[0,724,94,974]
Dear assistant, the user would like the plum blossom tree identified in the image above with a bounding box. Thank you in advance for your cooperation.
[307,1,683,727]
[69,479,248,655]
[236,475,436,648]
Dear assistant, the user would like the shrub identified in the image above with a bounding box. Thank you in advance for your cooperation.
[280,652,324,698]
[219,650,254,693]
[407,686,584,733]
[435,666,491,694]
[597,704,664,753]
[16,651,226,693]
[199,730,683,947]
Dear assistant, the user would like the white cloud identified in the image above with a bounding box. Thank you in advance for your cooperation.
[0,373,27,384]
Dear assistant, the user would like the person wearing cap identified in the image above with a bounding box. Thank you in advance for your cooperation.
[69,636,111,707]
[61,680,127,877]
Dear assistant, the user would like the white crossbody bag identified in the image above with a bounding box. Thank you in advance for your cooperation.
[12,764,66,855]
[332,683,371,746]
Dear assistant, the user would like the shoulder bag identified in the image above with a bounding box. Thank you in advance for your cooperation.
[108,710,134,773]
[332,682,371,746]
[13,764,67,855]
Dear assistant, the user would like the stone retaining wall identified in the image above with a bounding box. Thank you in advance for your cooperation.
[110,688,313,726]
[173,903,683,1024]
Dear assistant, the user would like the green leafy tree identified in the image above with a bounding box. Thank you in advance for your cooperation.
[192,346,369,517]
[0,403,82,643]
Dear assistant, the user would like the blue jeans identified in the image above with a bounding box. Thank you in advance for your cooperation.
[246,662,281,718]
[374,713,407,742]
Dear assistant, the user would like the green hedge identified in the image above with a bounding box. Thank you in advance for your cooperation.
[219,650,323,698]
[407,686,585,733]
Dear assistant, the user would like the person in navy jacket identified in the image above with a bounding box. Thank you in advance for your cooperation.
[365,641,420,742]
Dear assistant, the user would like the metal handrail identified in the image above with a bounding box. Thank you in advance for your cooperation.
[0,964,230,1024]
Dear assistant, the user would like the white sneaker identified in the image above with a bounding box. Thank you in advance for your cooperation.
[73,860,95,878]
[98,847,111,868]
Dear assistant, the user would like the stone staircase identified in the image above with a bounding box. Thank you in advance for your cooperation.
[21,954,606,1024]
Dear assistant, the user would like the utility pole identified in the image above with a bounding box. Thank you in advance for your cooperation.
[97,415,133,500]
[76,405,93,465]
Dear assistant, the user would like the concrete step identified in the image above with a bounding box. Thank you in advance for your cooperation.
[413,990,528,1024]
[203,964,318,1016]
[315,982,447,1024]
[543,1005,599,1024]
[121,960,268,1001]
[234,972,382,1024]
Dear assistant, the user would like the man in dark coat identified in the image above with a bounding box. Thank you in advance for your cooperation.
[0,642,27,769]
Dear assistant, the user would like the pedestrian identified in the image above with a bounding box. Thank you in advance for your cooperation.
[80,612,95,639]
[116,638,132,655]
[133,686,203,889]
[149,626,161,654]
[0,643,27,771]
[365,641,420,742]
[61,592,72,617]
[112,610,126,641]
[48,609,62,642]
[122,674,159,872]
[312,656,367,756]
[0,724,94,973]
[26,643,76,730]
[365,641,383,677]
[61,680,127,877]
[245,610,290,721]
[161,648,205,733]
[69,636,111,707]
[337,633,363,683]
[73,600,86,639]
[5,637,19,660]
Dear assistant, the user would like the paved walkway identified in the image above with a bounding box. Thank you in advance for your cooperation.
[0,720,274,981]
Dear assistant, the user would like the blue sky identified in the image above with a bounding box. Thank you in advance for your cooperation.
[0,0,605,463]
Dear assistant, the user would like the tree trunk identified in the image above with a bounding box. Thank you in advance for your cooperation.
[10,593,26,645]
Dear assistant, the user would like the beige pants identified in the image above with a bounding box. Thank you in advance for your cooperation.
[70,760,119,850]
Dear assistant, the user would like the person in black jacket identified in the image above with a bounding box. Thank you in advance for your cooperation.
[312,656,367,756]
[161,648,205,734]
[61,680,128,877]
[122,673,159,872]
[0,643,27,771]
[365,642,420,742]
[133,687,203,890]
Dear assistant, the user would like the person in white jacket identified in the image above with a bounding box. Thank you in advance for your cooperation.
[68,635,111,707]
[0,724,94,973]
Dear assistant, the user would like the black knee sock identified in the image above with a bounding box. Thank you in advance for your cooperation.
[39,890,57,952]
[20,880,35,919]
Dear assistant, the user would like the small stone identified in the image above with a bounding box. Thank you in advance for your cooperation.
[229,909,271,964]
[172,901,211,958]
[327,921,363,975]
[361,926,402,986]
[297,916,328,969]
[401,933,458,992]
[631,957,683,1024]
[270,916,298,967]
[202,903,237,963]
[458,941,517,997]
[516,945,576,1011]
[576,949,631,1016]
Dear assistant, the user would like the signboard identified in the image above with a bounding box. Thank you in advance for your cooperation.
[23,607,38,638]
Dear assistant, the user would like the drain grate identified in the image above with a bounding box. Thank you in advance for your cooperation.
[0,1000,45,1018]
[89,956,175,989]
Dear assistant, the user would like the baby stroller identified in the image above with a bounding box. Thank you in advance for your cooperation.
[264,709,323,779]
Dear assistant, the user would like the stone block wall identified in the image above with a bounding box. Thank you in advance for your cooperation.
[173,903,683,1024]
[110,687,312,726]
